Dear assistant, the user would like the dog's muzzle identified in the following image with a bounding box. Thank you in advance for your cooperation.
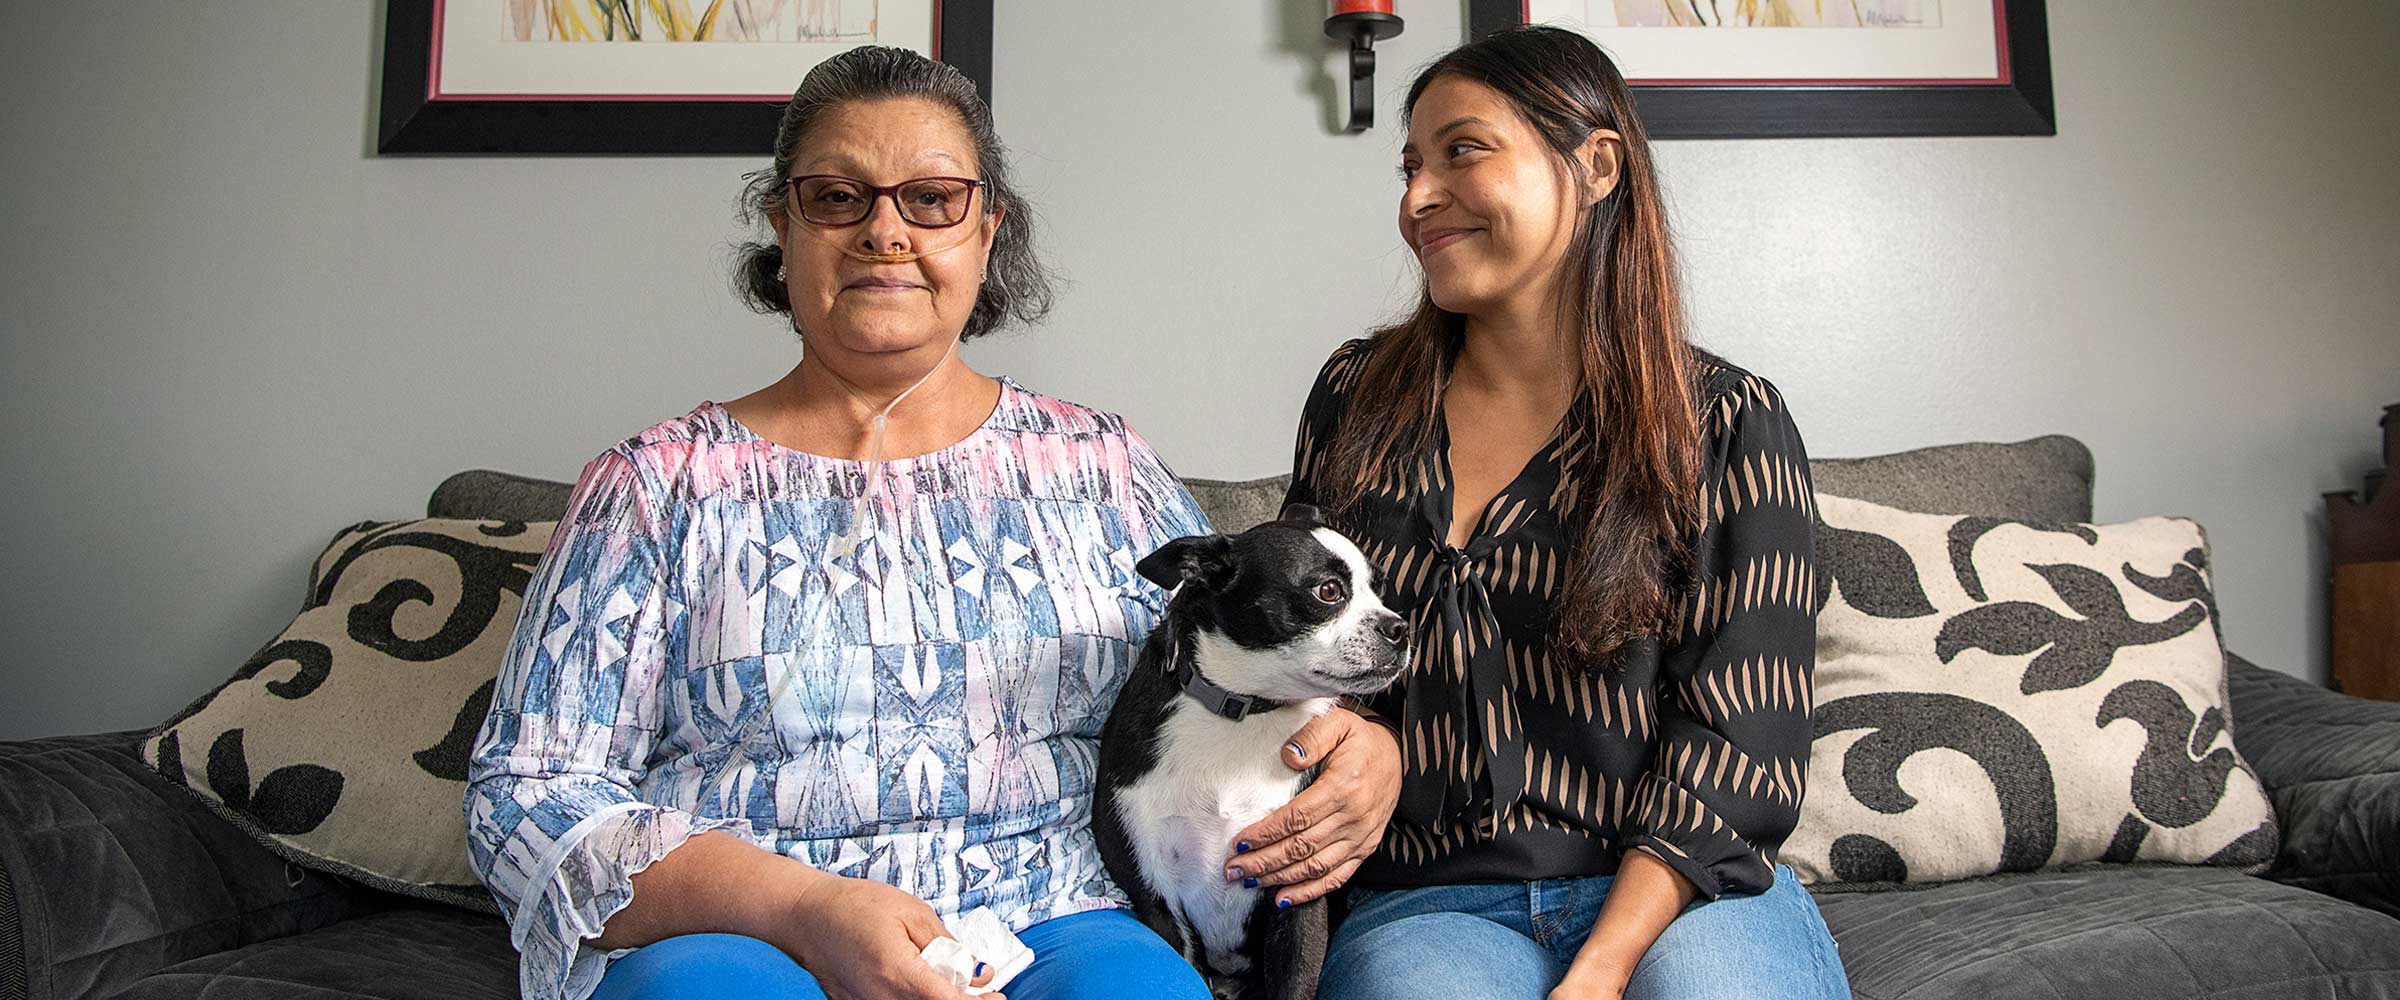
[1345,610,1412,689]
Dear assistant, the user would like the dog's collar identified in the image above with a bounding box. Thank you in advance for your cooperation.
[1167,635,1284,722]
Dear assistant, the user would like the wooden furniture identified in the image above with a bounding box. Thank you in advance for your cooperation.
[2328,403,2400,700]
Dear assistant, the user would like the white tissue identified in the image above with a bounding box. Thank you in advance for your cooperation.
[918,907,1035,995]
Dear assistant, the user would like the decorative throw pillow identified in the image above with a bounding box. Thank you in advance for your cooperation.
[1782,494,2277,886]
[143,518,555,912]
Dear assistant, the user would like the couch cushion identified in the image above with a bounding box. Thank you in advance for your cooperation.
[114,905,517,1000]
[1813,435,2094,522]
[0,731,374,1000]
[143,520,554,914]
[1813,865,2400,1000]
[428,470,575,524]
[1184,475,1292,533]
[1787,494,2276,886]
[104,869,2400,1000]
[2226,654,2400,917]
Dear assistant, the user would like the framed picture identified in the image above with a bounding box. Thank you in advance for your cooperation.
[1466,0,2052,139]
[378,0,995,154]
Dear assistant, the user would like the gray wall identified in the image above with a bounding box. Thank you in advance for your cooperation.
[2,2,2394,739]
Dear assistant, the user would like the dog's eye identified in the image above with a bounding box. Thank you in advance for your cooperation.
[1314,579,1346,604]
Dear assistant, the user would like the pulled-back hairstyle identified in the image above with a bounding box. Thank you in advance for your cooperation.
[732,46,1053,340]
[1318,26,1704,663]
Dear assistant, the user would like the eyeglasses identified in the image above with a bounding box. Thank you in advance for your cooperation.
[784,175,983,229]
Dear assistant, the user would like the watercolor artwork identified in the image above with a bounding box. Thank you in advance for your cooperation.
[1606,0,1940,28]
[1472,0,2051,137]
[502,0,879,44]
[379,0,990,153]
[430,0,926,99]
[1524,0,1997,83]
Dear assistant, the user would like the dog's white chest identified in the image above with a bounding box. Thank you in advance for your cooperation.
[1119,700,1327,972]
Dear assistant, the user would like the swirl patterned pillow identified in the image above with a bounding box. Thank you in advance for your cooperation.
[1782,493,2277,886]
[141,518,554,912]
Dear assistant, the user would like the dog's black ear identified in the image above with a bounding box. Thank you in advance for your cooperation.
[1280,503,1326,528]
[1137,534,1235,592]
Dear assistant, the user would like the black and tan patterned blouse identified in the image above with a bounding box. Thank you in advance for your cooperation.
[1285,339,1817,899]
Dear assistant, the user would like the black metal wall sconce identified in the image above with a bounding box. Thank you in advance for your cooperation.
[1325,1,1403,132]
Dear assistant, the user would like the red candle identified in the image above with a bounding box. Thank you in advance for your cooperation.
[1333,0,1394,14]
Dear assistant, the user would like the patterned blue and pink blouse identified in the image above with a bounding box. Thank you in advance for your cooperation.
[464,379,1210,1000]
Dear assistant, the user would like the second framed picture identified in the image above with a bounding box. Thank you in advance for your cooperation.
[379,0,995,155]
[1468,0,2053,139]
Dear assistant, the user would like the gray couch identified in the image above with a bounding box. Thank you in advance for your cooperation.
[5,436,2396,1000]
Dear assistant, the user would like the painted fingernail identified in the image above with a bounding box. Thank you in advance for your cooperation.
[1237,841,1252,852]
[976,962,988,977]
[1285,741,1306,760]
[1244,877,1259,889]
[1277,897,1292,909]
[1225,866,1242,881]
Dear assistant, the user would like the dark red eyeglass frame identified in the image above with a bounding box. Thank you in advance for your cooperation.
[784,175,985,229]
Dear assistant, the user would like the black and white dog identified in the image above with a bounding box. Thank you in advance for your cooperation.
[1095,505,1411,1000]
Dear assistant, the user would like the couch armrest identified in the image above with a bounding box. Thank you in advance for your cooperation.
[0,730,378,1000]
[2228,654,2400,917]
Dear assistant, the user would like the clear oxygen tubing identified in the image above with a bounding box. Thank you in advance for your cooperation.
[706,238,974,806]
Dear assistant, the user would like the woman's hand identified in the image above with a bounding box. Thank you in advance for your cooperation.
[1548,965,1630,1000]
[1551,849,1694,1000]
[1223,708,1402,906]
[774,874,995,1000]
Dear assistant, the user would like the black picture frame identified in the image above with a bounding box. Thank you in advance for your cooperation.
[1466,0,2053,139]
[377,0,994,155]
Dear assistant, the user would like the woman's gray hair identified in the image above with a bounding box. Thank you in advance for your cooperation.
[734,46,1054,341]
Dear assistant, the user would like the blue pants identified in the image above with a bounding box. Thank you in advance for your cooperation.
[1319,865,1851,1000]
[590,907,1209,1000]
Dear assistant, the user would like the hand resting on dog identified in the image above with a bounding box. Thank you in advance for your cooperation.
[1222,707,1403,906]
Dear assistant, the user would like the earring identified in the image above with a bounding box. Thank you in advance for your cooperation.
[979,268,989,281]
[775,264,787,282]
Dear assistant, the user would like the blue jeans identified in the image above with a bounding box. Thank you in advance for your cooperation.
[1319,865,1850,1000]
[590,907,1209,1000]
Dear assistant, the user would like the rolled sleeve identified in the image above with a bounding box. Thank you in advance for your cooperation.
[462,450,753,1000]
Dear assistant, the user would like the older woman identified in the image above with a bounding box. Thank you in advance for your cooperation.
[461,47,1402,1000]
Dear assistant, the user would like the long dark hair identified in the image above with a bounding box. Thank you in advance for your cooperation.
[1319,26,1703,663]
[731,46,1054,340]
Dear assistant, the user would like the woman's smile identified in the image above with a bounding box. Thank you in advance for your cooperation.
[1415,225,1479,257]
